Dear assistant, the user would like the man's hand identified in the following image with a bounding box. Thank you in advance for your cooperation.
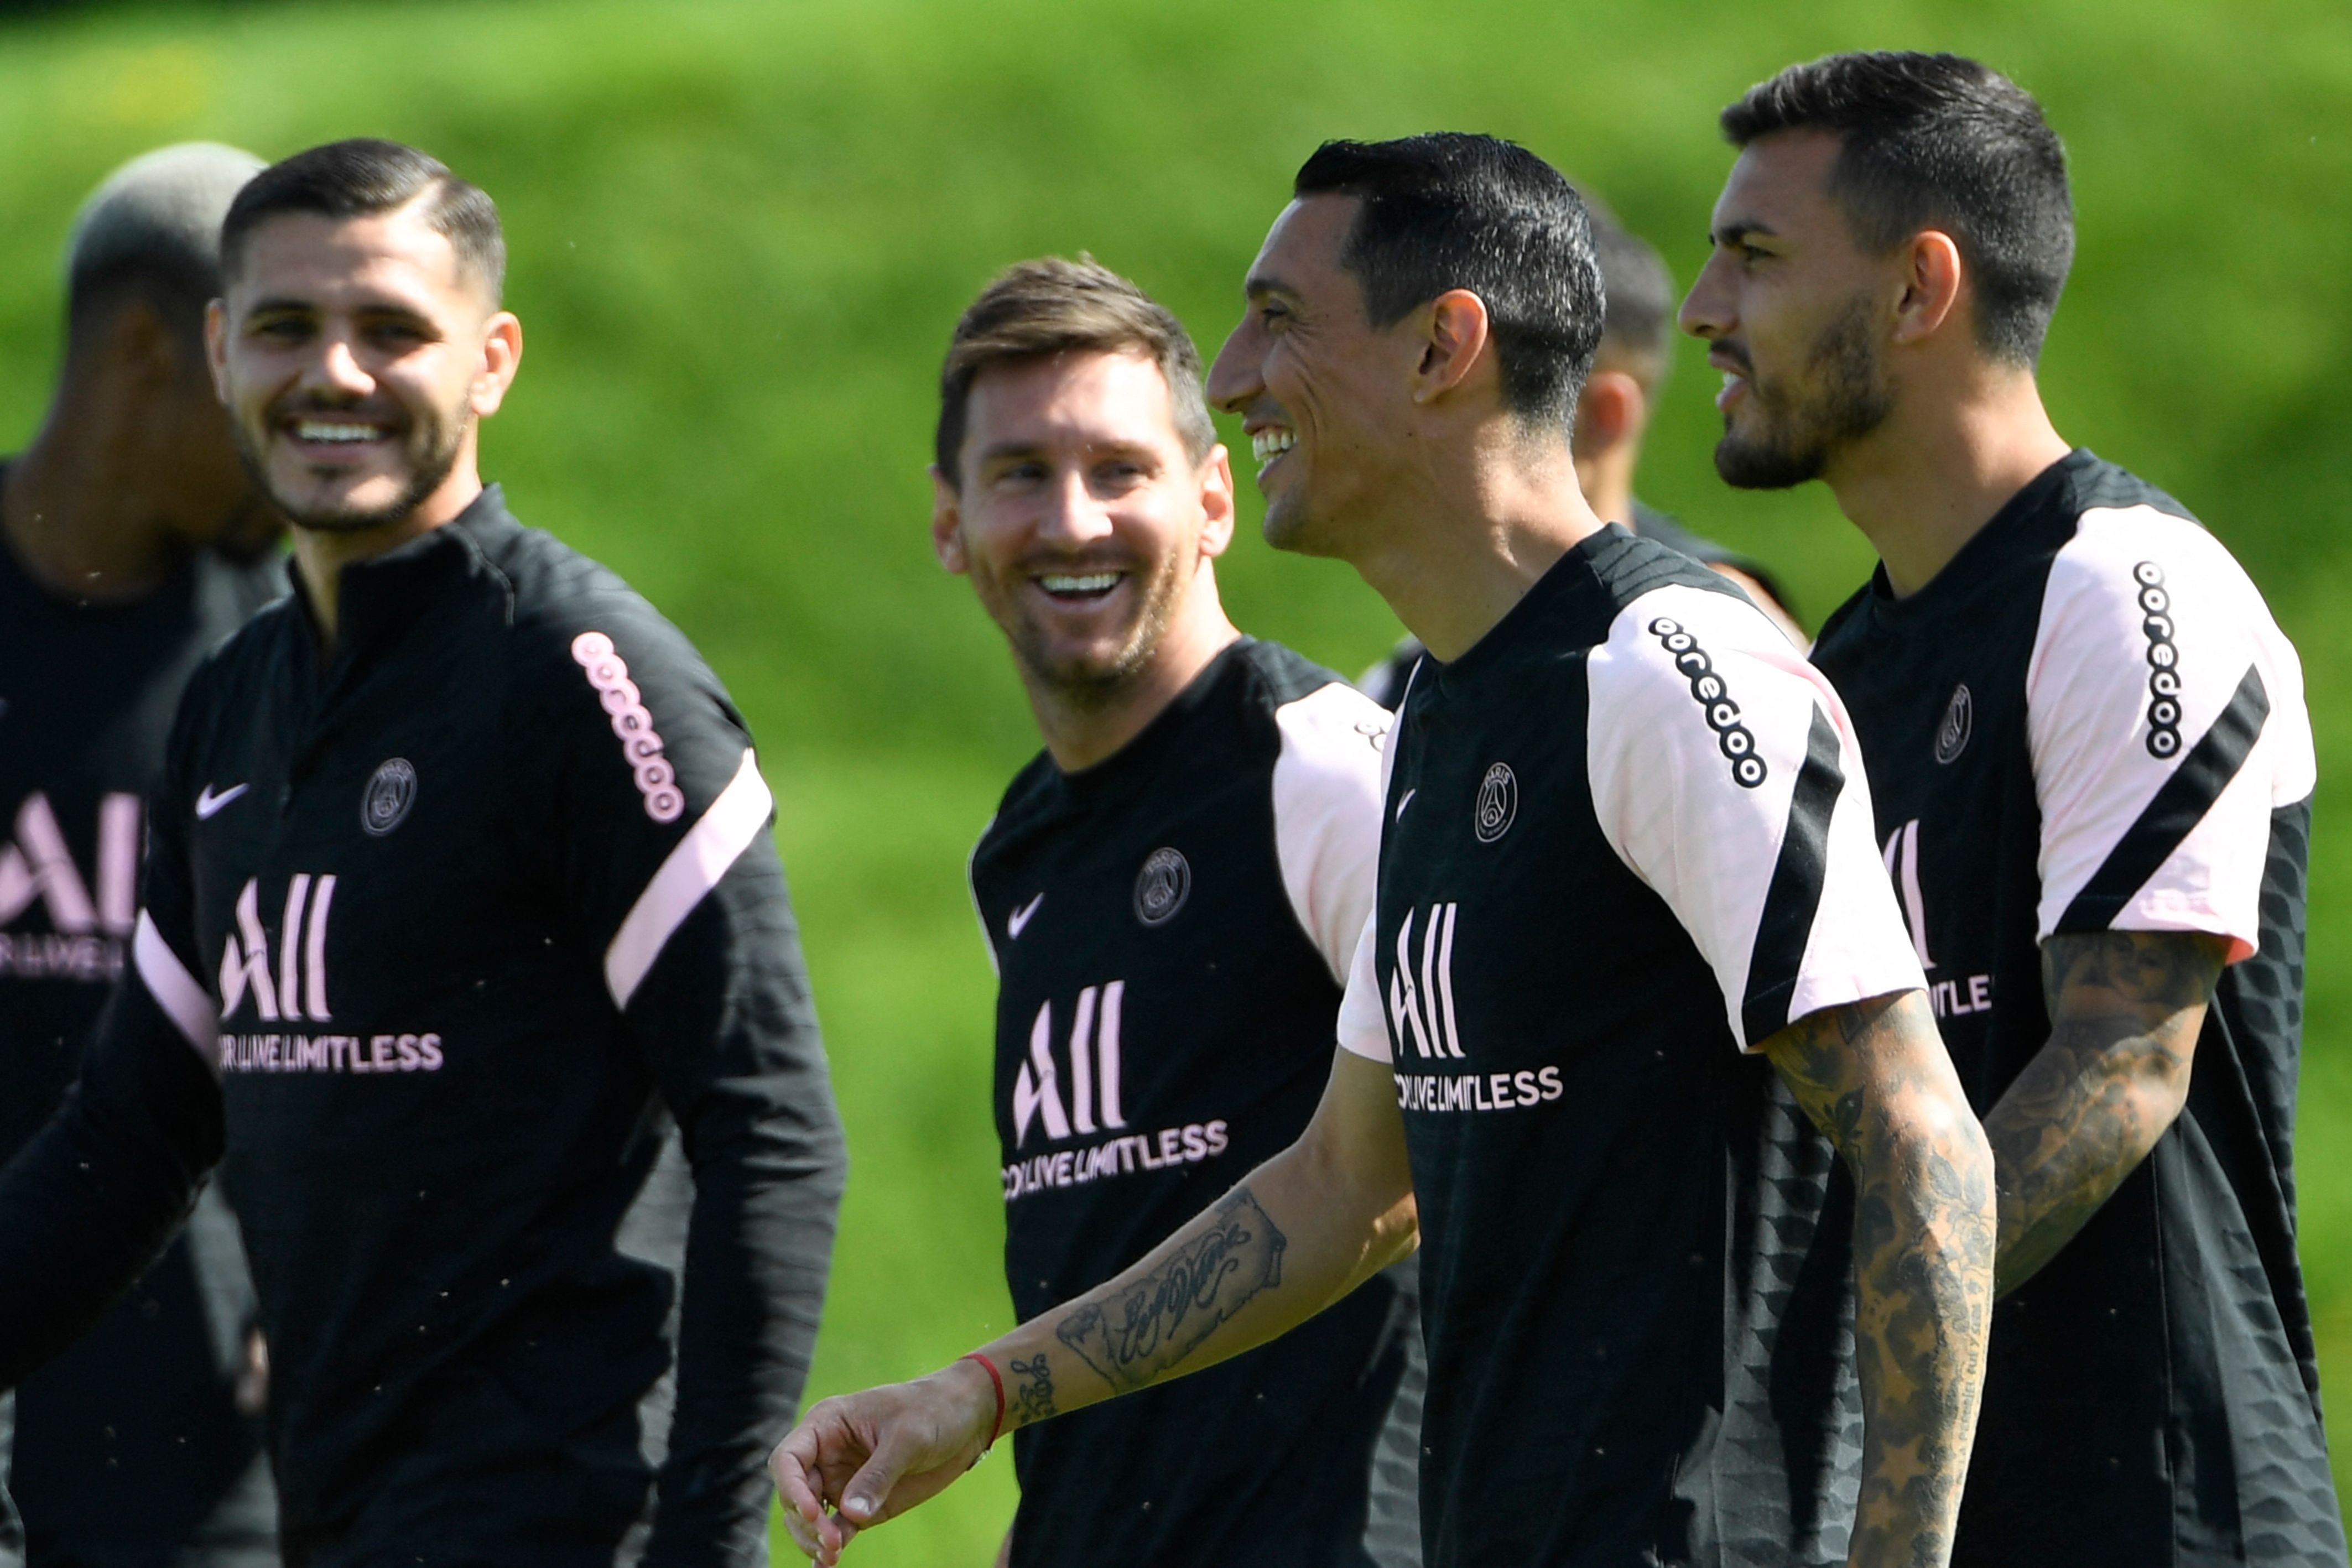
[771,1358,998,1565]
[1763,988,1996,1568]
[1987,929,2226,1295]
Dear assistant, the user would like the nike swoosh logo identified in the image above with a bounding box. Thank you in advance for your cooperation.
[195,782,248,820]
[1394,788,1416,822]
[1007,893,1044,938]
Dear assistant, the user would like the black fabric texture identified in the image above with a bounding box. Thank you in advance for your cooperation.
[0,477,280,1565]
[1741,704,1845,1045]
[0,488,844,1567]
[972,640,1402,1568]
[1810,449,2344,1566]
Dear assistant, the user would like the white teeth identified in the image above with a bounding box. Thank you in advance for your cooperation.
[1040,572,1120,594]
[1721,371,1745,389]
[295,421,382,444]
[1250,428,1296,465]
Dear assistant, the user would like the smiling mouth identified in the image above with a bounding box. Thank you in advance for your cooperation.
[1250,428,1295,472]
[1035,571,1125,603]
[283,415,396,450]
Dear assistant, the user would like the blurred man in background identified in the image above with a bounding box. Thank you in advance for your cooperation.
[0,138,845,1567]
[1685,49,2342,1566]
[1359,196,1799,713]
[937,256,1406,1568]
[0,143,280,1568]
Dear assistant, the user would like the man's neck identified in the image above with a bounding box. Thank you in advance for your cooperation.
[294,468,484,653]
[1353,435,1607,662]
[1825,367,2072,598]
[1,397,190,605]
[1025,581,1240,774]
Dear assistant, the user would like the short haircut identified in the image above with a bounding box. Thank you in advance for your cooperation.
[936,256,1215,485]
[1582,195,1675,392]
[1721,51,2073,366]
[1292,133,1602,430]
[222,138,506,303]
[65,142,264,351]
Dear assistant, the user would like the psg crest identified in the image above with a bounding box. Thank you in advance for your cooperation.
[1473,762,1517,843]
[1134,846,1190,926]
[1935,683,1973,764]
[362,758,418,837]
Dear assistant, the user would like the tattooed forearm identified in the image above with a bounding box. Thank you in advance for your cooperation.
[1766,992,1995,1568]
[1007,1353,1057,1429]
[1986,930,2225,1295]
[1054,1187,1286,1394]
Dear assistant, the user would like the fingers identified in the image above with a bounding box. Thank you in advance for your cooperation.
[839,1426,923,1526]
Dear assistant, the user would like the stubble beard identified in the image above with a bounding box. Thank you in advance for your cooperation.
[1714,295,1894,491]
[238,403,470,535]
[1006,544,1191,713]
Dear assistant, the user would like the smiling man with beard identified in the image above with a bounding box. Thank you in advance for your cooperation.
[938,257,1406,1568]
[0,139,845,1568]
[1682,52,2340,1567]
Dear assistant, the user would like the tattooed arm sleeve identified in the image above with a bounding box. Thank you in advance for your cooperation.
[1984,930,2225,1296]
[771,1049,1415,1560]
[1763,990,1996,1568]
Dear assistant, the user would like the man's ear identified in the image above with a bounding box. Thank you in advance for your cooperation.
[1409,288,1493,405]
[1892,230,1964,347]
[470,311,524,417]
[1196,442,1236,561]
[204,299,232,404]
[1570,369,1646,459]
[930,466,970,574]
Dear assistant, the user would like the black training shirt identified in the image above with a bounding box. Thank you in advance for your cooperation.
[0,487,845,1567]
[1338,528,1924,1568]
[971,639,1405,1568]
[0,480,279,1565]
[1810,450,2343,1567]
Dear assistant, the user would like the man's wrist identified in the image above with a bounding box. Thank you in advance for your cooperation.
[940,1352,1004,1451]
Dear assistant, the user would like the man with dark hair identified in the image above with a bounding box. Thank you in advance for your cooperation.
[776,132,1995,1568]
[0,142,280,1568]
[1357,194,1799,715]
[936,254,1404,1567]
[0,138,846,1567]
[1684,50,2343,1566]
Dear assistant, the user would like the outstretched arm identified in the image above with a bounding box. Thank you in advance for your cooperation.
[770,1049,1416,1564]
[1762,989,1995,1568]
[1984,930,2224,1296]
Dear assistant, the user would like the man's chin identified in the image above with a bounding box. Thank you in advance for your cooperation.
[1711,432,1823,492]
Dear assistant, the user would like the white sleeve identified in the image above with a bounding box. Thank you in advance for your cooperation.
[1271,681,1392,982]
[2028,506,2313,962]
[1335,908,1391,1063]
[1588,585,1926,1049]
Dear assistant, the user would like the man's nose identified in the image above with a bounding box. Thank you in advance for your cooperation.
[1678,254,1732,341]
[1205,320,1260,414]
[1036,468,1116,545]
[305,335,374,397]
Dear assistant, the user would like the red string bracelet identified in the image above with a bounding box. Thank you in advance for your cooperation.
[960,1352,1006,1451]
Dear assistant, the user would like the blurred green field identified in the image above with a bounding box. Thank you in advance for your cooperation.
[1,0,2347,1560]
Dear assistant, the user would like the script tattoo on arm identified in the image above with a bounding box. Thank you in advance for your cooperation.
[1766,993,1996,1568]
[1007,1354,1057,1429]
[1985,929,2225,1296]
[1054,1187,1287,1394]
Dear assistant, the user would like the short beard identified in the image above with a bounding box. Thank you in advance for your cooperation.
[1714,295,1893,491]
[240,409,467,534]
[1006,547,1189,711]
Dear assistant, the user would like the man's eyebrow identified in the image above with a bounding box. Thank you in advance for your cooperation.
[242,296,318,316]
[1243,271,1297,301]
[1712,220,1777,248]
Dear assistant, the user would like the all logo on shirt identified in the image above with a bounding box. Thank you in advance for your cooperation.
[1935,684,1973,764]
[1133,847,1190,926]
[1473,764,1517,843]
[0,791,138,981]
[361,759,417,837]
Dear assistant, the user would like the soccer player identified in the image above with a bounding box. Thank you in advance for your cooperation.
[776,134,1997,1568]
[1360,197,1798,710]
[1681,51,2343,1566]
[0,139,846,1566]
[0,143,281,1568]
[938,257,1406,1566]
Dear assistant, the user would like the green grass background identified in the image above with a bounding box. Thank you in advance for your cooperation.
[1,0,2346,1559]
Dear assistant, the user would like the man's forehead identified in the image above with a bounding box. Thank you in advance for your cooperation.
[1714,129,1845,232]
[967,350,1178,444]
[1247,195,1354,293]
[230,206,476,304]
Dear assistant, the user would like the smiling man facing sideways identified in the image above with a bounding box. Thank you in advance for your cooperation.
[1683,53,2341,1567]
[776,134,1995,1568]
[939,257,1404,1567]
[0,143,280,1568]
[0,139,846,1567]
